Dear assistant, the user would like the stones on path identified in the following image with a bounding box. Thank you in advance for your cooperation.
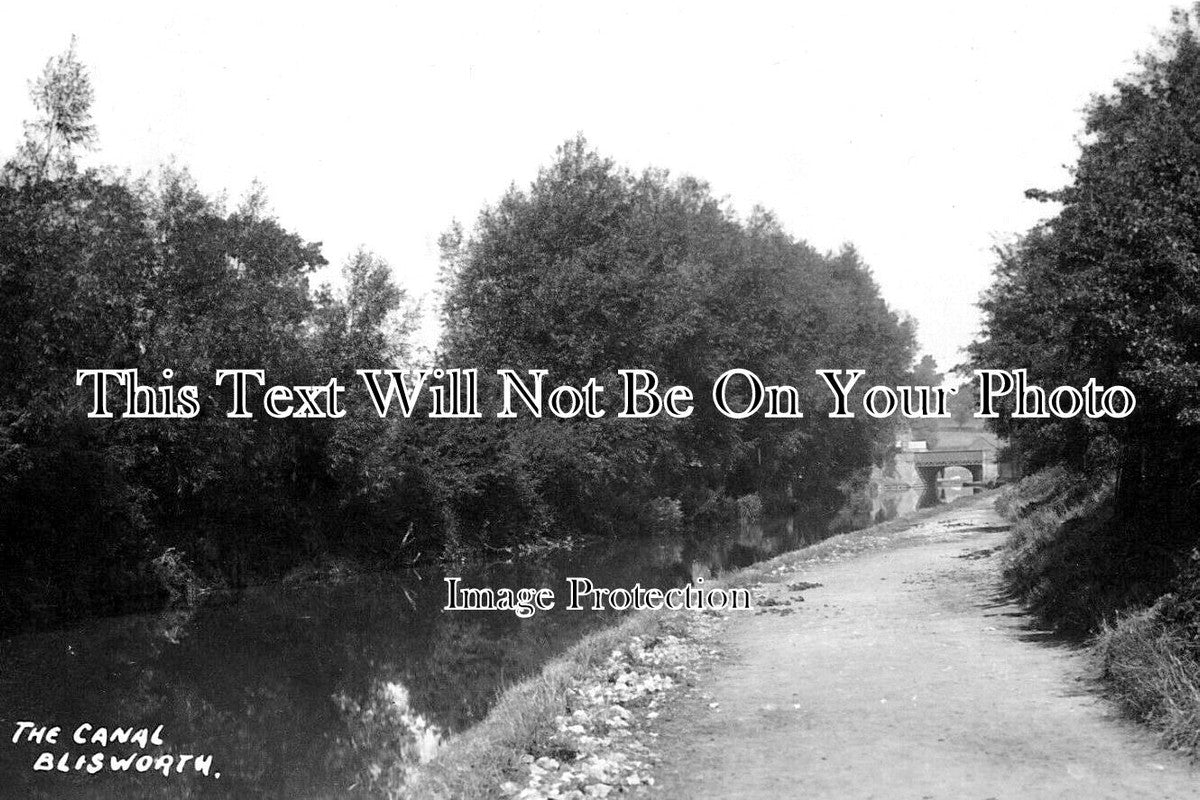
[500,614,722,800]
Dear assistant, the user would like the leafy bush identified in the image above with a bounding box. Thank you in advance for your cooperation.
[648,497,683,532]
[150,547,207,606]
[735,493,763,525]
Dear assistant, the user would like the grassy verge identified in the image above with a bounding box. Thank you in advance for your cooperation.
[1094,609,1200,754]
[997,469,1118,633]
[998,469,1200,757]
[407,611,672,799]
[407,492,996,798]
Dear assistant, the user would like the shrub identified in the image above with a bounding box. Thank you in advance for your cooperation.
[150,547,207,606]
[647,496,683,532]
[735,493,764,526]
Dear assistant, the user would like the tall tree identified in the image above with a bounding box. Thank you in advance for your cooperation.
[12,36,95,183]
[439,137,915,537]
[0,45,418,629]
[970,8,1200,509]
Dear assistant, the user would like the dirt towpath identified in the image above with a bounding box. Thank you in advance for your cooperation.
[651,497,1199,799]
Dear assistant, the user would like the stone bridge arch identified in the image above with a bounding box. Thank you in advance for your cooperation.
[913,449,986,491]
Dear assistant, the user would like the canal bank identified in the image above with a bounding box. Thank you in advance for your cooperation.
[413,492,1197,800]
[0,479,973,800]
[409,493,1012,799]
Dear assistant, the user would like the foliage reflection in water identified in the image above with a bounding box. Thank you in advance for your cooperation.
[0,481,975,798]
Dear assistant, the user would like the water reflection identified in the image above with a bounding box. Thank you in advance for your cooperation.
[334,679,445,795]
[0,480,963,798]
[876,469,980,520]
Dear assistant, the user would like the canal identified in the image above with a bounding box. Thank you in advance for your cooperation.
[0,479,977,798]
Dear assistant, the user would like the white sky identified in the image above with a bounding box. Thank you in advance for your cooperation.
[0,1,1185,373]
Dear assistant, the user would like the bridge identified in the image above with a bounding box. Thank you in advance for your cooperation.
[913,449,988,487]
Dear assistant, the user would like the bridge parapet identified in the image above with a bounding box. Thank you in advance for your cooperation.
[913,449,986,468]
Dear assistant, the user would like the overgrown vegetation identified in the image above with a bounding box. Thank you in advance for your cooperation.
[998,470,1154,636]
[1094,609,1200,755]
[0,40,434,632]
[972,7,1200,756]
[998,471,1200,752]
[0,43,916,632]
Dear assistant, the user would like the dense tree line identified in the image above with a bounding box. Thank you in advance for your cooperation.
[435,137,915,540]
[0,44,915,631]
[969,9,1200,672]
[0,43,417,629]
[969,14,1200,748]
[969,9,1200,519]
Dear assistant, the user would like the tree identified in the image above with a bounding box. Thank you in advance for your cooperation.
[0,47,420,630]
[970,8,1200,509]
[438,137,915,538]
[909,355,943,387]
[11,36,96,183]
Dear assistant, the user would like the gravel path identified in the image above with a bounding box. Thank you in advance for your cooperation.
[650,499,1199,799]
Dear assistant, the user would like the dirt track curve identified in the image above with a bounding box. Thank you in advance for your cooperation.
[652,498,1199,799]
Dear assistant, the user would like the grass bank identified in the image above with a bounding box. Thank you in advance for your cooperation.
[998,469,1200,757]
[406,492,996,799]
[405,610,681,799]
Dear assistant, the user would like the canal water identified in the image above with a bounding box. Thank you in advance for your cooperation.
[0,479,975,798]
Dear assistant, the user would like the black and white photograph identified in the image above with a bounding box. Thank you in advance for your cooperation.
[2,2,1200,798]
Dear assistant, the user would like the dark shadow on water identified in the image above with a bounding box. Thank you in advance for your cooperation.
[0,479,959,798]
